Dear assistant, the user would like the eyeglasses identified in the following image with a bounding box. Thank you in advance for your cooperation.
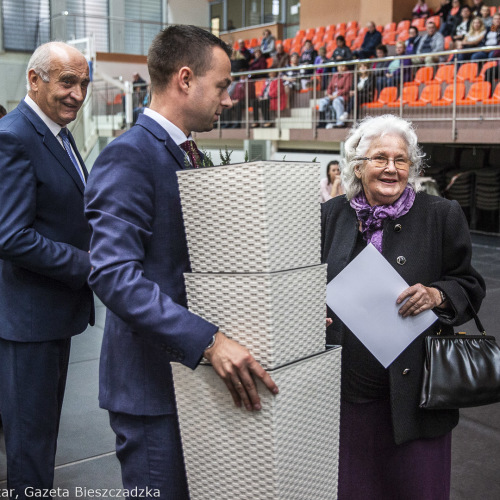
[356,155,411,171]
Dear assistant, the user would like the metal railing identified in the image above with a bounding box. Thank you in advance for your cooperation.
[215,45,500,140]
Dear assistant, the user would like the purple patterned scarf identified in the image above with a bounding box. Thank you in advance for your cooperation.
[350,187,416,252]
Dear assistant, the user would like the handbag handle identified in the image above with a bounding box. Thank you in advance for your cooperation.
[461,288,486,335]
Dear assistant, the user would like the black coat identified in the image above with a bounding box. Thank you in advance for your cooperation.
[321,192,486,444]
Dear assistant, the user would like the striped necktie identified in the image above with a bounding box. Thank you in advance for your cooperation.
[59,128,86,184]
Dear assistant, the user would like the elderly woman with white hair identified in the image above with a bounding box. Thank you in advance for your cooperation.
[321,115,485,499]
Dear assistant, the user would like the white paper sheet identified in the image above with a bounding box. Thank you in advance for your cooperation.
[326,243,437,368]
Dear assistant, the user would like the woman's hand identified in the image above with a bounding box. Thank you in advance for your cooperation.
[396,284,442,317]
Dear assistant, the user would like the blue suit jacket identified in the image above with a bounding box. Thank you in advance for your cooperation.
[85,113,218,416]
[0,100,94,341]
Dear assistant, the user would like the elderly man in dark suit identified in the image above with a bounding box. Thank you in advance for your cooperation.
[0,41,94,498]
[85,25,278,499]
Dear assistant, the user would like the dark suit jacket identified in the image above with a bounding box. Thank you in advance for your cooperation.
[0,100,94,342]
[321,192,485,444]
[85,113,218,416]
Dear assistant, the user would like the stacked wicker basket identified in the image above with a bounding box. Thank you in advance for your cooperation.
[172,161,342,500]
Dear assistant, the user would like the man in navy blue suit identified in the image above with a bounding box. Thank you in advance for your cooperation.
[0,42,94,498]
[85,25,279,499]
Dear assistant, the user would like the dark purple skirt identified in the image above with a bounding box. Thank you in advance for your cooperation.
[338,399,452,500]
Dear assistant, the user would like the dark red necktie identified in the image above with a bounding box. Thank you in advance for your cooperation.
[179,140,203,168]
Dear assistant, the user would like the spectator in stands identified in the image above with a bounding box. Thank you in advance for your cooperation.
[435,0,453,21]
[318,63,353,128]
[375,42,412,91]
[352,22,382,59]
[452,5,473,44]
[320,160,344,202]
[0,105,6,118]
[412,0,430,19]
[456,17,487,61]
[299,40,318,73]
[238,39,253,64]
[332,35,353,63]
[480,4,493,29]
[251,69,286,128]
[371,44,391,87]
[406,26,422,54]
[260,29,276,58]
[298,40,318,89]
[315,46,330,89]
[132,72,148,108]
[472,0,485,18]
[347,62,374,117]
[272,43,290,68]
[230,48,249,73]
[220,76,249,128]
[440,0,463,36]
[414,21,445,66]
[248,48,268,76]
[282,52,301,91]
[471,12,500,61]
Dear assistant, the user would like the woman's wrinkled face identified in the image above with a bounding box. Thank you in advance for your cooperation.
[356,134,410,206]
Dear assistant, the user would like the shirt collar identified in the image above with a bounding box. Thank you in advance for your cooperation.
[143,108,192,145]
[24,95,63,138]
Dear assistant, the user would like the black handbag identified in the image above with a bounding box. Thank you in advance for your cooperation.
[420,297,500,410]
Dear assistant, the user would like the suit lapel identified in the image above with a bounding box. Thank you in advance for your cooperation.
[18,101,86,194]
[135,113,195,170]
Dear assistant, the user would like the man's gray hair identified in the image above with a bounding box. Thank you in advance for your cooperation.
[26,41,73,92]
[341,114,425,200]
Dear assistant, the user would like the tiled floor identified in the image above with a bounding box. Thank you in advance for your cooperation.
[0,233,499,499]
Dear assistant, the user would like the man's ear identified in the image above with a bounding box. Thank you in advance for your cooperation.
[178,66,193,93]
[28,69,41,92]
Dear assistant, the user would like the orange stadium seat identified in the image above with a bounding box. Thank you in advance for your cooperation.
[305,28,316,39]
[282,38,292,52]
[484,82,500,104]
[408,83,441,106]
[432,83,466,106]
[397,20,411,33]
[347,21,358,31]
[249,38,259,48]
[411,18,426,30]
[296,29,306,38]
[474,61,498,81]
[365,86,398,108]
[405,66,434,86]
[456,81,491,105]
[457,62,478,82]
[382,32,396,45]
[397,29,410,42]
[336,22,347,32]
[376,25,384,33]
[491,6,497,16]
[386,85,419,107]
[351,34,364,50]
[430,65,455,84]
[384,22,396,33]
[444,36,453,50]
[358,26,368,37]
[316,26,326,35]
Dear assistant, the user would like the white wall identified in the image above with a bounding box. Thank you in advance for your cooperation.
[0,53,31,111]
[165,0,210,28]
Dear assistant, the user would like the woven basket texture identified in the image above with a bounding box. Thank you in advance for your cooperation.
[172,347,341,500]
[185,264,327,369]
[176,161,321,273]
